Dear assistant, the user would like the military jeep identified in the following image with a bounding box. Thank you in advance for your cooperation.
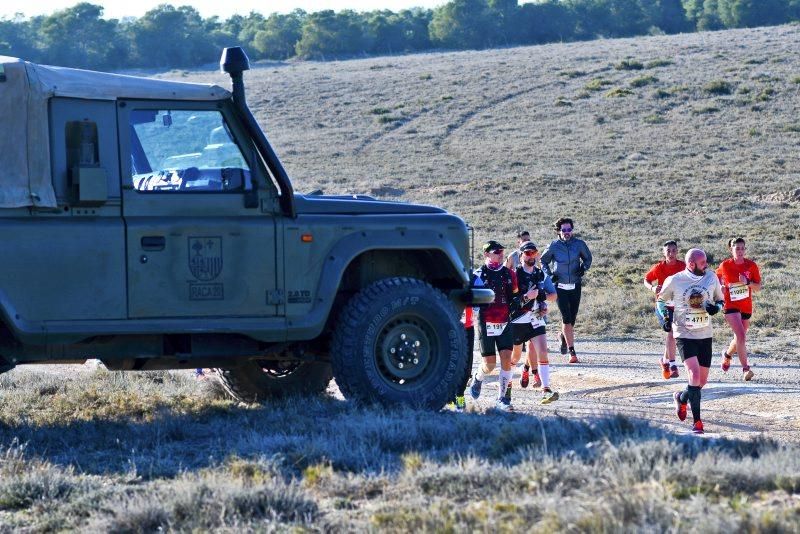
[0,48,492,410]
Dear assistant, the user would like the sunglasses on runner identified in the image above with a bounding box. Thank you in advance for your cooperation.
[487,249,504,255]
[523,250,538,256]
[560,227,573,233]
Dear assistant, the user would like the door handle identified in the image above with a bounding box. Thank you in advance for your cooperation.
[141,236,166,251]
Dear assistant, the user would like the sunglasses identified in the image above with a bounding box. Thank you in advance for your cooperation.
[523,250,538,256]
[560,227,573,232]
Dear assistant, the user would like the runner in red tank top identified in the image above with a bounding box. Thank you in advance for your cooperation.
[716,237,762,381]
[643,240,685,379]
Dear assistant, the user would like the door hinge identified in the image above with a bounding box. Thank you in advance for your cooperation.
[267,289,284,305]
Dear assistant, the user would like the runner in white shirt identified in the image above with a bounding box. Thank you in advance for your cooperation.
[657,248,724,435]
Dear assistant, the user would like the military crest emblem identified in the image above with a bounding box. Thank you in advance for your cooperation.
[188,237,223,281]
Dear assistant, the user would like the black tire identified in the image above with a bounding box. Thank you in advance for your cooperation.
[216,360,332,403]
[330,277,468,410]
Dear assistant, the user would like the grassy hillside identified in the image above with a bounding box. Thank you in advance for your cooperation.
[169,23,800,347]
[1,25,799,532]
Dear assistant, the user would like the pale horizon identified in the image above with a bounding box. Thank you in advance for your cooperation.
[0,0,447,20]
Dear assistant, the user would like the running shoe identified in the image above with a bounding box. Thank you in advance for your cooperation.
[559,333,568,355]
[454,396,466,413]
[692,420,704,434]
[673,391,687,421]
[670,365,679,379]
[721,353,732,373]
[743,367,754,381]
[520,368,530,389]
[568,351,579,364]
[661,362,671,380]
[531,372,542,388]
[541,388,559,404]
[469,377,482,400]
[495,397,513,412]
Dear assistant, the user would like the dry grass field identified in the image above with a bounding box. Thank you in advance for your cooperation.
[166,22,800,347]
[1,24,800,531]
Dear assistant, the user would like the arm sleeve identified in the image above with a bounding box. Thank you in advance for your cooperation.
[542,275,556,295]
[752,263,762,284]
[713,276,725,303]
[540,246,553,277]
[644,264,659,284]
[656,276,674,319]
[580,240,593,270]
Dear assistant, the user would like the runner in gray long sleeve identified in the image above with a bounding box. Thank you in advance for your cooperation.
[540,217,592,363]
[657,248,724,435]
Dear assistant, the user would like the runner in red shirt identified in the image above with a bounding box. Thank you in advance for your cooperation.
[716,237,762,381]
[644,240,685,379]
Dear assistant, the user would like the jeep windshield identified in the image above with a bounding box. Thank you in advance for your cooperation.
[129,109,251,192]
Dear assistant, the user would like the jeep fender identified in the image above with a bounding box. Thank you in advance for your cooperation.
[285,229,470,340]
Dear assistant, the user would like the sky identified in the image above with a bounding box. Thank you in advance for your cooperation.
[1,0,447,20]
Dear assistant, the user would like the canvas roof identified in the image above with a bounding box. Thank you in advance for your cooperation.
[0,57,231,208]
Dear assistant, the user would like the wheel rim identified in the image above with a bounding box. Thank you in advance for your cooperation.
[258,360,301,378]
[375,314,436,387]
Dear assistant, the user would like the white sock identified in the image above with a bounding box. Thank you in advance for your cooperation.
[540,364,551,388]
[498,369,512,400]
[475,367,486,382]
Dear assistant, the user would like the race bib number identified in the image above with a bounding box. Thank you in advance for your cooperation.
[530,315,546,329]
[684,309,710,330]
[485,322,507,337]
[729,283,749,302]
[558,283,576,290]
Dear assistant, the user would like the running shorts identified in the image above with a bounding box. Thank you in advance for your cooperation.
[676,337,713,368]
[477,321,514,356]
[556,284,581,325]
[724,309,752,321]
[512,322,547,345]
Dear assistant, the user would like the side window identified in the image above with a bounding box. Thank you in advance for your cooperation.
[129,109,251,193]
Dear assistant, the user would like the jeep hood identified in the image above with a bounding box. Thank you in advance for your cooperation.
[294,194,445,215]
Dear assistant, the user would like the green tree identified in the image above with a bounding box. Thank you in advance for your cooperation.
[130,5,216,68]
[517,1,575,44]
[682,0,724,30]
[294,10,367,59]
[0,15,39,60]
[489,0,522,44]
[253,10,305,59]
[396,8,433,50]
[37,3,127,69]
[429,0,496,49]
[717,0,787,27]
[640,0,692,33]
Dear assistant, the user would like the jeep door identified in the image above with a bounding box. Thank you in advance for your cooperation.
[119,101,282,319]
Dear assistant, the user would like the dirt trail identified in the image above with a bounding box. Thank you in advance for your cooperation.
[13,338,800,442]
[466,338,800,442]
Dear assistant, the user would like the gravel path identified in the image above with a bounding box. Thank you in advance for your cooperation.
[466,337,800,442]
[12,335,799,443]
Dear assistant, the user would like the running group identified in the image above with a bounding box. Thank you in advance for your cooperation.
[456,218,761,436]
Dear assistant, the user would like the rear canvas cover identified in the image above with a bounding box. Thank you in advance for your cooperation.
[0,57,230,208]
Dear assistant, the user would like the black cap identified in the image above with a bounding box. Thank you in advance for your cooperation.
[483,240,505,253]
[520,241,538,253]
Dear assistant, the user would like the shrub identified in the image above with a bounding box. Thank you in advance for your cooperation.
[605,87,634,98]
[704,80,733,95]
[645,59,673,68]
[615,59,644,71]
[630,75,658,88]
[585,78,612,91]
[644,114,666,124]
[369,107,390,115]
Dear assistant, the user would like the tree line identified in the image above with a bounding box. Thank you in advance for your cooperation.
[1,0,799,70]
